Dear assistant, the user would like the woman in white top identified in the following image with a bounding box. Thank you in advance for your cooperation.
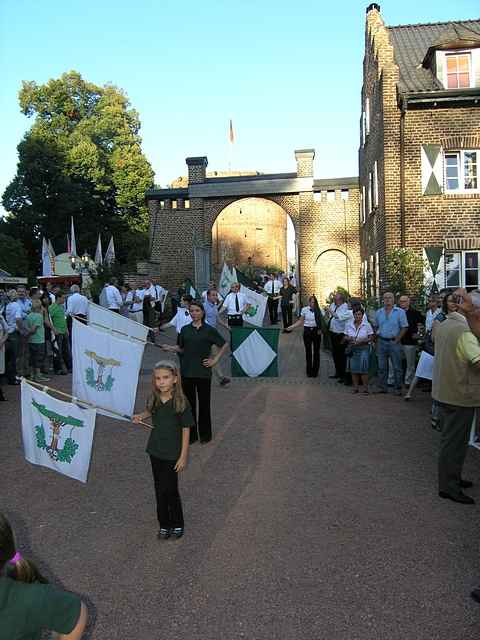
[286,295,322,378]
[344,306,374,394]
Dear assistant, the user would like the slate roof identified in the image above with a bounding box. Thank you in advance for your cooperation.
[388,19,480,93]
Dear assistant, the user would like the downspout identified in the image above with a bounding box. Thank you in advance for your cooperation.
[400,99,406,247]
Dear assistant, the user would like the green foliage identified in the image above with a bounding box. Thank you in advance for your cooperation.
[86,367,96,388]
[35,425,47,450]
[32,399,84,428]
[57,437,79,463]
[385,248,427,301]
[2,71,154,274]
[326,286,351,305]
[104,375,114,392]
[0,233,29,276]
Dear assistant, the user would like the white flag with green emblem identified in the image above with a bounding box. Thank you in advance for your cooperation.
[231,327,279,377]
[72,319,145,420]
[240,286,267,328]
[21,380,96,483]
[219,263,237,297]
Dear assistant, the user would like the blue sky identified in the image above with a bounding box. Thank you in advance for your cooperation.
[0,0,478,210]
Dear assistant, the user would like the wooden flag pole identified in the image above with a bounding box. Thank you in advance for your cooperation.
[22,378,153,430]
[72,316,171,349]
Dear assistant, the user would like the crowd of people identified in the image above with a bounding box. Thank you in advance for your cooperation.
[2,270,480,636]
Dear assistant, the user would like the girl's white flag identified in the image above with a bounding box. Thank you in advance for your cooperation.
[21,380,96,483]
[72,319,145,420]
[88,302,149,341]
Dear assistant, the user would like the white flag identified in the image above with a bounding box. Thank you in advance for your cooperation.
[72,319,145,420]
[48,239,55,258]
[219,263,237,297]
[70,217,77,256]
[21,380,96,483]
[89,302,150,342]
[95,235,103,266]
[42,237,52,277]
[241,285,267,327]
[104,236,115,266]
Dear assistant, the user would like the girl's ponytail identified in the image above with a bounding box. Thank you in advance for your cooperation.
[0,513,47,584]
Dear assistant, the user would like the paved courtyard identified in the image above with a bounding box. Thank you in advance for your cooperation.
[1,329,479,639]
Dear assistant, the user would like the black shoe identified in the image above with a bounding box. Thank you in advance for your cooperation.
[190,437,198,445]
[0,391,6,401]
[329,375,339,379]
[157,528,171,540]
[471,587,480,603]
[439,491,475,505]
[220,377,230,387]
[200,437,212,444]
[171,527,184,539]
[460,479,474,489]
[8,380,20,386]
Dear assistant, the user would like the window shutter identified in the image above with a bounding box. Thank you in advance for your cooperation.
[373,161,378,206]
[421,144,443,195]
[365,98,370,135]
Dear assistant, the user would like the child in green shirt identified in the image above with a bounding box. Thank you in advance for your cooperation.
[25,299,49,382]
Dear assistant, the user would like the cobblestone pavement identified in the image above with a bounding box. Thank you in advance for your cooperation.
[1,328,479,639]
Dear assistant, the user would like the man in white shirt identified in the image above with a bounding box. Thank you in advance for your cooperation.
[104,279,123,313]
[66,285,89,320]
[425,295,441,332]
[327,292,353,382]
[264,274,281,325]
[161,294,193,334]
[201,281,223,304]
[126,284,145,324]
[5,290,22,385]
[221,283,250,327]
[152,279,168,313]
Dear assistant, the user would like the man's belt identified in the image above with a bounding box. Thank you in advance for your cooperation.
[379,336,396,341]
[228,314,242,319]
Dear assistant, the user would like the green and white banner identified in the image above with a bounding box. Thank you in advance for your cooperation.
[219,262,237,298]
[21,380,96,483]
[231,327,280,377]
[241,285,267,328]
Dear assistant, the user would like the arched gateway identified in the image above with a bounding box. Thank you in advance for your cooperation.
[142,149,361,304]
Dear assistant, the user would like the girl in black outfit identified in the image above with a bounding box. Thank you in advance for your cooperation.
[286,295,323,377]
[279,277,297,332]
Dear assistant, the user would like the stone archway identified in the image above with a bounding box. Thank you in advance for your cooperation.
[315,249,352,303]
[211,197,294,274]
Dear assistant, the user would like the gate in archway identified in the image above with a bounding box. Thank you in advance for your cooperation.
[194,245,211,294]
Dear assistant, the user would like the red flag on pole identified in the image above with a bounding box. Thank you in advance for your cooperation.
[229,119,235,144]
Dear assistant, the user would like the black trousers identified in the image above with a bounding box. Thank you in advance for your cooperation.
[267,297,278,324]
[182,377,212,443]
[281,303,293,328]
[53,334,72,372]
[5,333,18,383]
[438,403,475,497]
[303,328,321,377]
[150,456,184,529]
[330,331,346,378]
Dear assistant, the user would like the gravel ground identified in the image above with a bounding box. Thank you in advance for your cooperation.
[1,330,479,639]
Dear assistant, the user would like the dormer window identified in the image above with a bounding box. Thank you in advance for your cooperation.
[445,51,471,89]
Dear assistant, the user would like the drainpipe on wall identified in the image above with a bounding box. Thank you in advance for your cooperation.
[400,100,406,247]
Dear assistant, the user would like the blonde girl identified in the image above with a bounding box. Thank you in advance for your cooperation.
[133,361,193,539]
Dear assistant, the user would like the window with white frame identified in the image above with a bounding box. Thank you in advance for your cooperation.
[365,97,370,136]
[368,171,374,214]
[445,251,480,291]
[375,251,380,298]
[361,186,366,223]
[373,161,378,207]
[184,199,190,209]
[445,51,472,89]
[341,189,349,201]
[171,199,178,209]
[445,150,479,192]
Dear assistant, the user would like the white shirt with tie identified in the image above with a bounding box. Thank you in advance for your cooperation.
[264,280,281,296]
[223,292,248,315]
[167,308,193,334]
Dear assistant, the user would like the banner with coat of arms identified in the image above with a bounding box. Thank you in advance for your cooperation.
[72,319,145,420]
[21,380,96,483]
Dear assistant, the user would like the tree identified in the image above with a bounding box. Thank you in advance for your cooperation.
[0,234,29,276]
[32,398,84,462]
[385,248,427,301]
[2,71,154,273]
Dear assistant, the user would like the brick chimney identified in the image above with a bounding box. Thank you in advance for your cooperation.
[294,149,315,178]
[186,156,208,184]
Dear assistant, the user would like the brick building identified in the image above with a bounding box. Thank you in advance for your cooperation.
[360,4,480,297]
[144,150,360,304]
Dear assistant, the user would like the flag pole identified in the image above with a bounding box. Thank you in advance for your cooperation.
[22,378,153,429]
[71,314,172,348]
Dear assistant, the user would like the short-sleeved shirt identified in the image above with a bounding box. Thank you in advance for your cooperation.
[279,286,297,304]
[49,304,67,334]
[0,576,81,640]
[301,306,319,328]
[5,301,21,334]
[146,398,194,460]
[178,323,226,378]
[457,332,480,365]
[375,306,409,339]
[25,313,45,344]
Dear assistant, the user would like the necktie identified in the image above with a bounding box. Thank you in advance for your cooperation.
[271,281,274,295]
[235,294,240,312]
